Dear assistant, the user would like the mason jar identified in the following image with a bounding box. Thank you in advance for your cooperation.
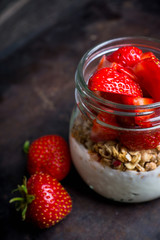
[69,37,160,203]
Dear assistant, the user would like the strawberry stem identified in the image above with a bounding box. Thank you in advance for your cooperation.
[23,140,30,154]
[9,177,35,221]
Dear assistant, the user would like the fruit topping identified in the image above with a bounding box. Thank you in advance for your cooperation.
[140,51,157,60]
[133,57,160,102]
[97,55,110,70]
[88,67,142,97]
[91,112,119,142]
[121,96,154,128]
[88,45,160,150]
[119,130,160,151]
[107,46,142,67]
[121,96,154,105]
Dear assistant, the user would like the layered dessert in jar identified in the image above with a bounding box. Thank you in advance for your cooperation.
[69,37,160,203]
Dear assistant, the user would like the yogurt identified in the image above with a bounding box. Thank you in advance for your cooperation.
[70,135,160,203]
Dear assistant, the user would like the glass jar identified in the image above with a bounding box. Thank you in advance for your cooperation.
[69,37,160,203]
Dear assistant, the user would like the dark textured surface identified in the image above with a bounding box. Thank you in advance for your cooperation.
[1,0,160,239]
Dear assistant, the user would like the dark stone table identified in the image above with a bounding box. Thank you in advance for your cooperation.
[1,0,160,239]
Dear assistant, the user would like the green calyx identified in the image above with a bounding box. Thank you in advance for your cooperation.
[23,141,30,154]
[9,177,35,221]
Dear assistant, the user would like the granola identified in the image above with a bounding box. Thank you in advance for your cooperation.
[71,114,160,172]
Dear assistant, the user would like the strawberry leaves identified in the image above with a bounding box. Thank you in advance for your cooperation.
[9,177,35,221]
[23,140,30,154]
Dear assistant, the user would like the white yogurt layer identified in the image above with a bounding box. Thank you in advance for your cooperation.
[70,135,160,203]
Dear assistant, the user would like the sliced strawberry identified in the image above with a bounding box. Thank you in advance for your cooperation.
[120,130,160,151]
[91,112,119,142]
[140,51,157,60]
[121,96,155,128]
[121,96,154,105]
[100,92,136,127]
[98,60,137,81]
[88,67,143,97]
[115,97,154,128]
[111,62,137,81]
[107,46,142,67]
[99,63,138,103]
[112,160,122,167]
[100,92,123,103]
[133,58,160,102]
[117,114,135,128]
[97,55,110,70]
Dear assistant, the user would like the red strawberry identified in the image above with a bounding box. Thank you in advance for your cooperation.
[140,51,157,60]
[100,92,123,103]
[117,115,135,128]
[88,67,142,97]
[133,58,160,102]
[99,62,138,103]
[121,96,154,105]
[113,160,122,167]
[10,173,72,229]
[91,112,119,142]
[26,135,71,181]
[111,62,137,81]
[120,129,160,151]
[97,56,137,81]
[117,97,154,128]
[107,46,142,67]
[121,96,154,127]
[97,55,110,70]
[99,92,137,127]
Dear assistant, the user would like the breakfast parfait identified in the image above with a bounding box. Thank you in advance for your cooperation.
[69,37,160,203]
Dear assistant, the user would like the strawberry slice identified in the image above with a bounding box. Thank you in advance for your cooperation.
[88,67,143,97]
[107,46,142,67]
[121,96,154,105]
[97,56,137,81]
[100,92,123,103]
[120,129,160,151]
[121,96,154,128]
[133,58,160,102]
[91,112,119,142]
[140,51,157,60]
[97,55,109,70]
[114,96,154,128]
[111,62,137,81]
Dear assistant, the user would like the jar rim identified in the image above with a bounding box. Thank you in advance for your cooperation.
[76,36,160,110]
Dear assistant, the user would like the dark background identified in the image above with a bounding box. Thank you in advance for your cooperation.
[0,0,160,239]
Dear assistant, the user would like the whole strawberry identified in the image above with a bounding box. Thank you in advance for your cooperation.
[25,135,71,181]
[10,172,72,229]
